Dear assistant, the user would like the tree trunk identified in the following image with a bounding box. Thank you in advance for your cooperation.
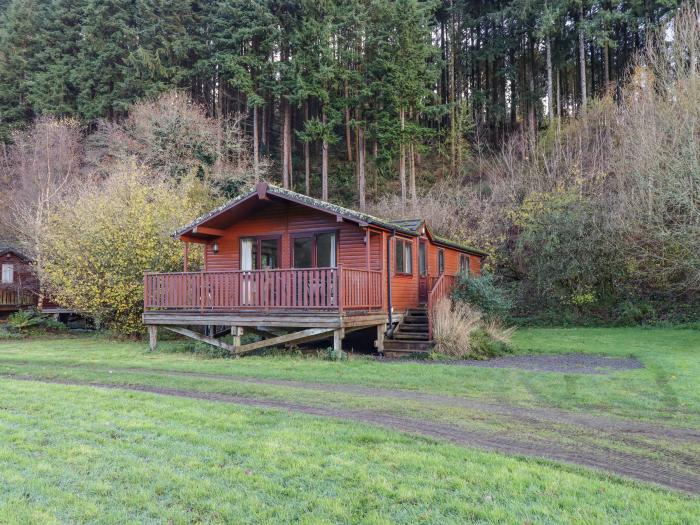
[286,102,292,189]
[399,107,406,205]
[344,81,353,162]
[546,37,553,123]
[603,41,610,91]
[252,105,259,179]
[304,101,310,195]
[357,125,366,210]
[579,4,588,109]
[261,98,267,148]
[556,67,561,119]
[409,142,417,208]
[322,106,329,201]
[281,100,289,188]
[528,33,537,138]
[509,47,517,130]
[449,0,457,177]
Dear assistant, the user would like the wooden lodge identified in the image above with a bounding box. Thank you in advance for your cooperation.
[0,242,38,314]
[143,182,486,355]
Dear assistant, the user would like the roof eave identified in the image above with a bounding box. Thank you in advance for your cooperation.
[0,248,34,262]
[172,182,419,239]
[432,237,488,257]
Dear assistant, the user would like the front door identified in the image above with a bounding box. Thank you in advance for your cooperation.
[240,237,280,305]
[418,240,428,304]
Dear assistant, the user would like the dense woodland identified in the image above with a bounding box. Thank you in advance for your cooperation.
[0,0,698,329]
[0,0,683,202]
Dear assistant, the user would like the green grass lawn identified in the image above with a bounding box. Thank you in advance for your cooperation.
[0,327,698,523]
[1,327,698,426]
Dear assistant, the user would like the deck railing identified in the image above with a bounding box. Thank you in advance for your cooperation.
[0,287,36,307]
[427,273,458,339]
[144,266,384,313]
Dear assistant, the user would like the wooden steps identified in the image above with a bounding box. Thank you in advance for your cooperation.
[384,307,432,356]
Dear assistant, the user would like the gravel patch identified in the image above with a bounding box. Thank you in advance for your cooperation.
[383,353,644,374]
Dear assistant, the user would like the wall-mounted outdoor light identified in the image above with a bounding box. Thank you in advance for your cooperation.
[212,241,219,254]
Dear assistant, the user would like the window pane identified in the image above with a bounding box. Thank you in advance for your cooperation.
[240,240,254,271]
[405,243,413,273]
[293,237,313,268]
[395,240,404,273]
[419,243,426,276]
[260,239,278,269]
[438,251,444,274]
[316,233,336,267]
[460,255,470,274]
[1,264,13,283]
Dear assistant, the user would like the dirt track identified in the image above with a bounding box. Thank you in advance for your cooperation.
[411,353,644,374]
[6,373,700,495]
[114,365,699,442]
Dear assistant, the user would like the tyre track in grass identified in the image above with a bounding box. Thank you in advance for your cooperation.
[149,368,700,442]
[4,374,700,495]
[1,358,697,442]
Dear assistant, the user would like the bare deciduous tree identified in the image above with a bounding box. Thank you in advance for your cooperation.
[1,117,84,256]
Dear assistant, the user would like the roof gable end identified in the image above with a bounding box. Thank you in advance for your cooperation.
[174,182,418,239]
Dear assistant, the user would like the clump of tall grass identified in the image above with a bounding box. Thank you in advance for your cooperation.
[431,298,514,359]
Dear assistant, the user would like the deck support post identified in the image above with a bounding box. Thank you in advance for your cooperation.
[231,326,243,348]
[147,325,158,352]
[374,323,386,353]
[333,328,344,352]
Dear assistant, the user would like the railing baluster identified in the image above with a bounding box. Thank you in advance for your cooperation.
[143,267,391,313]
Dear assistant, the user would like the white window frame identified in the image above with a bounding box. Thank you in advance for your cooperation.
[460,254,471,275]
[1,263,14,284]
[395,239,413,275]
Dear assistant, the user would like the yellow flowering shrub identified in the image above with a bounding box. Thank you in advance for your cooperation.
[38,165,213,335]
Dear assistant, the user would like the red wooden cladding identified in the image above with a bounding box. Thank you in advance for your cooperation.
[144,266,383,312]
[0,288,35,307]
[0,251,39,309]
[427,273,458,339]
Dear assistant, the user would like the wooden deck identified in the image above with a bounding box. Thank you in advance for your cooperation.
[0,288,36,312]
[143,267,388,355]
[144,266,383,313]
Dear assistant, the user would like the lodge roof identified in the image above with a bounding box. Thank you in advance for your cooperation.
[391,219,424,232]
[175,183,488,257]
[0,241,33,261]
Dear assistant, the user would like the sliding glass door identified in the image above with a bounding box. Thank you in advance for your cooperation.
[240,237,279,270]
[240,237,280,305]
[293,232,336,268]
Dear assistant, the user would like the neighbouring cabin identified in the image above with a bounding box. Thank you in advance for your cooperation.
[143,182,486,355]
[0,243,38,314]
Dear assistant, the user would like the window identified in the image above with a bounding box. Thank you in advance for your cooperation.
[395,239,413,275]
[293,237,313,268]
[240,237,280,270]
[460,254,471,275]
[316,233,336,267]
[418,242,427,277]
[1,264,13,284]
[293,232,337,268]
[260,239,278,269]
[438,250,445,275]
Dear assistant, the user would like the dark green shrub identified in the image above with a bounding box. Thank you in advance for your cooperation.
[185,341,232,359]
[615,301,657,326]
[468,328,511,359]
[0,327,23,339]
[6,309,66,334]
[511,192,626,320]
[452,273,512,320]
[322,347,348,361]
